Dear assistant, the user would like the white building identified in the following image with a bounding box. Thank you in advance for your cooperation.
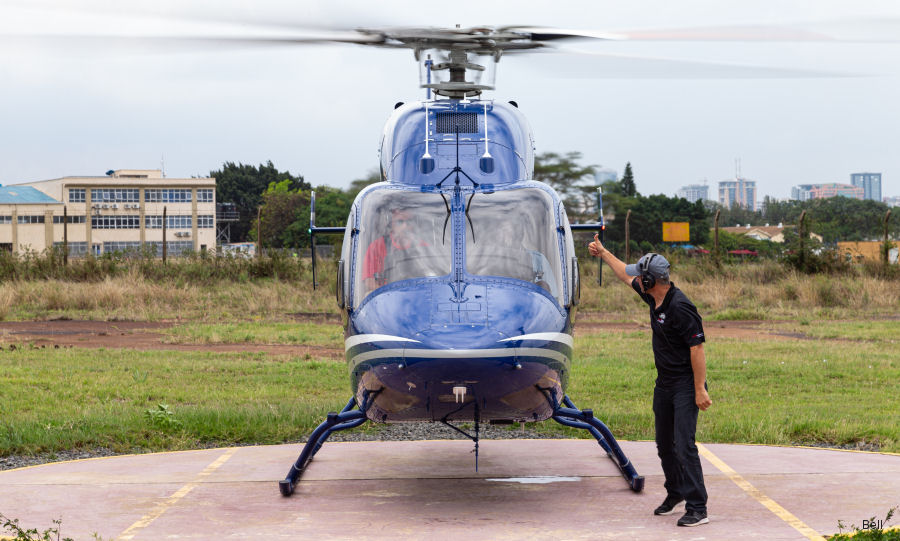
[0,169,216,256]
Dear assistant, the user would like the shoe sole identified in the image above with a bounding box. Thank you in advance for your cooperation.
[678,517,710,527]
[654,502,684,516]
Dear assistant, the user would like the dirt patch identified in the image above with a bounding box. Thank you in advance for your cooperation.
[0,320,344,359]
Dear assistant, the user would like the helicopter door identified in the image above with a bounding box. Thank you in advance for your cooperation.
[337,204,356,311]
[560,205,579,308]
[465,188,563,305]
[355,189,452,301]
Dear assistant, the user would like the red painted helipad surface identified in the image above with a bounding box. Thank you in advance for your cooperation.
[1,440,898,540]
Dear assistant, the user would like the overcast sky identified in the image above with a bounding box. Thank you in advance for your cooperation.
[1,0,898,201]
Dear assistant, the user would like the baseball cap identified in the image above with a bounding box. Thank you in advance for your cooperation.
[625,253,670,280]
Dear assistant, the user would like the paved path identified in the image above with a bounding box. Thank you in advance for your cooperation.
[2,440,898,540]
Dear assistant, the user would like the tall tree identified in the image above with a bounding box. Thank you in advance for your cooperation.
[210,161,310,242]
[619,162,637,197]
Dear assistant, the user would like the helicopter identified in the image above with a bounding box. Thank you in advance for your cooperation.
[285,25,658,498]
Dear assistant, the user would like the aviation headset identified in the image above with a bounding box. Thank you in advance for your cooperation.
[639,253,661,291]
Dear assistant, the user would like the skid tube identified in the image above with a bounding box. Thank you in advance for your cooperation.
[551,394,644,492]
[279,393,372,497]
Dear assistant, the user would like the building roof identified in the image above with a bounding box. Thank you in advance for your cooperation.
[0,185,61,204]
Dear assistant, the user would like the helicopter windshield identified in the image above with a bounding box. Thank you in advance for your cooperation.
[356,190,452,300]
[465,188,562,303]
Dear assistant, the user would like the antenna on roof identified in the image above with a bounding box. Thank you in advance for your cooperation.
[161,155,166,178]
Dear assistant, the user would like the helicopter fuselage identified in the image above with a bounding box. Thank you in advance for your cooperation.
[337,99,581,424]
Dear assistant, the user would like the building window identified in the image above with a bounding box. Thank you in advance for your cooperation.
[53,241,89,257]
[197,189,214,203]
[0,216,11,224]
[146,241,194,257]
[145,189,192,203]
[53,215,87,224]
[145,215,192,229]
[91,215,141,229]
[197,215,214,228]
[68,189,86,203]
[90,188,139,203]
[103,241,143,254]
[17,215,45,224]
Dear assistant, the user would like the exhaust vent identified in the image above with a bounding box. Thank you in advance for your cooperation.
[436,112,478,134]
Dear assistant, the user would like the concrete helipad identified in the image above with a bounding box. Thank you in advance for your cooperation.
[2,440,898,540]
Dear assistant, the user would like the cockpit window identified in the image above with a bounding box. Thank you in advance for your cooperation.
[465,188,562,303]
[355,189,452,301]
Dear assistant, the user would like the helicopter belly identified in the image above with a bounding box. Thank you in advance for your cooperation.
[348,338,571,423]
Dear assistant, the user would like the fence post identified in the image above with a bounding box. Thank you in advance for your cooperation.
[885,209,893,266]
[798,210,807,270]
[625,209,632,262]
[162,206,168,264]
[713,209,720,266]
[63,205,68,267]
[257,207,261,259]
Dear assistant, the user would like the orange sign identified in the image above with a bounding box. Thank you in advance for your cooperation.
[662,222,690,243]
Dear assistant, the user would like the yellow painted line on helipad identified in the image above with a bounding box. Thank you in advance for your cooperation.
[116,447,238,541]
[697,443,825,541]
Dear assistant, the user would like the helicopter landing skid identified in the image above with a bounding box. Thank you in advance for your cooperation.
[279,394,371,497]
[551,395,645,492]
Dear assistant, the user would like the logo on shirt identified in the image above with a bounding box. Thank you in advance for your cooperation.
[694,332,704,339]
[656,312,666,324]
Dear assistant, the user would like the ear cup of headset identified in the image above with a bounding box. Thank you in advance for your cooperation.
[640,253,658,290]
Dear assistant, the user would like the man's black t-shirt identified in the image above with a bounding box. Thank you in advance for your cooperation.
[631,278,705,387]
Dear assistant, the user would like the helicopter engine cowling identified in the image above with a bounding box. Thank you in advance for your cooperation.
[379,100,535,186]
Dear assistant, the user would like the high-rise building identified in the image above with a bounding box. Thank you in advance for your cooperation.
[850,172,882,201]
[677,183,709,203]
[718,177,757,211]
[883,196,900,208]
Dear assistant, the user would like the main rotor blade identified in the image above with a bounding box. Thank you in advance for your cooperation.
[505,20,900,43]
[507,47,858,79]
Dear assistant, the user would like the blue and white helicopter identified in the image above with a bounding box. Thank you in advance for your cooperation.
[282,25,643,497]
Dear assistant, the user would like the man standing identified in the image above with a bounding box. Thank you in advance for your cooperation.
[589,235,711,527]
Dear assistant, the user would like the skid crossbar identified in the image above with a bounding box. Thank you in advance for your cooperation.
[279,396,369,497]
[552,395,644,492]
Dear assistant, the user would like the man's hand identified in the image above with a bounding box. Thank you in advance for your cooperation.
[588,233,605,257]
[696,388,712,411]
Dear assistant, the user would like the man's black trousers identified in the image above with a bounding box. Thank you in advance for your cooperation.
[653,382,708,513]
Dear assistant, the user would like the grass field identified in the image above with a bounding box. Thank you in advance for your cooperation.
[1,321,897,457]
